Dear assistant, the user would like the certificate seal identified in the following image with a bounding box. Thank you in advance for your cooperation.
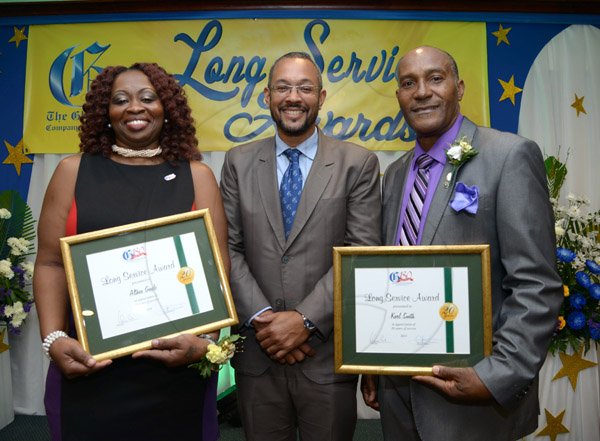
[177,267,195,284]
[439,302,459,321]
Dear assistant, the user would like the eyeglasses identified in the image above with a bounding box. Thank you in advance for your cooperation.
[270,84,319,96]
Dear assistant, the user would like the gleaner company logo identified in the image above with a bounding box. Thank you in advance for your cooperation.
[122,247,147,261]
[49,42,111,107]
[388,270,414,284]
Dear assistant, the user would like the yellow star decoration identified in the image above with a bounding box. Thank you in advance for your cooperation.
[0,328,10,354]
[571,94,586,117]
[536,409,569,441]
[492,24,512,46]
[552,347,598,390]
[8,26,28,48]
[498,75,523,106]
[3,139,33,176]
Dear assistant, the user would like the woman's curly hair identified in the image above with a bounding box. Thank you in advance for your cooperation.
[79,62,201,162]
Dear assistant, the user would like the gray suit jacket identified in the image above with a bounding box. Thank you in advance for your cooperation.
[221,131,381,384]
[381,118,562,440]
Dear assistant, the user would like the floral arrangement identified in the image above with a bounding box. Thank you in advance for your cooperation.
[189,334,244,378]
[545,156,600,354]
[446,136,478,167]
[0,190,36,335]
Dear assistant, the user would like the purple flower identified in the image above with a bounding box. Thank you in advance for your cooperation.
[567,311,587,330]
[590,284,600,301]
[0,287,11,301]
[450,182,479,214]
[23,302,33,313]
[575,271,592,289]
[589,321,600,340]
[556,247,576,263]
[586,259,600,275]
[569,292,587,310]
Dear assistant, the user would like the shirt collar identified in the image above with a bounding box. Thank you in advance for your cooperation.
[275,127,319,160]
[413,114,464,167]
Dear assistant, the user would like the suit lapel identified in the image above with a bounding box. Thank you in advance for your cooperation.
[421,118,478,244]
[284,134,334,249]
[385,152,413,245]
[256,139,287,249]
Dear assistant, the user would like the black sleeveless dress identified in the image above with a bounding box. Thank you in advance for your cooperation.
[61,154,208,441]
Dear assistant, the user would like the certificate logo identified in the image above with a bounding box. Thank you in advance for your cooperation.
[122,246,147,261]
[177,266,195,285]
[439,302,459,321]
[388,270,414,284]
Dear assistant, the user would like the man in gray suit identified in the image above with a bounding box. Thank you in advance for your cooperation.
[220,52,381,441]
[361,46,562,440]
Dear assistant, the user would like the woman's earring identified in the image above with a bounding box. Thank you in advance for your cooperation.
[164,118,168,124]
[108,123,112,128]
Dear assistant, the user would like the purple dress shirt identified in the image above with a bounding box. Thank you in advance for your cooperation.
[394,114,464,245]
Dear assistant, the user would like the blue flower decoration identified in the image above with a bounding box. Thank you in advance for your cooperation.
[586,259,600,275]
[569,292,587,310]
[589,321,600,341]
[575,271,592,289]
[567,311,587,330]
[590,284,600,301]
[556,247,576,263]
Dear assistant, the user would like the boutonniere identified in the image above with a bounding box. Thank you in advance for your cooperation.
[450,182,479,214]
[444,137,478,188]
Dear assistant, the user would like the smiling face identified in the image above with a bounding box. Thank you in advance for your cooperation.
[396,47,464,151]
[108,69,164,150]
[265,57,326,147]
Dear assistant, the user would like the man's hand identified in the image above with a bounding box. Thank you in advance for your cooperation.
[361,375,380,411]
[254,311,310,361]
[132,334,209,368]
[282,343,316,365]
[413,366,493,403]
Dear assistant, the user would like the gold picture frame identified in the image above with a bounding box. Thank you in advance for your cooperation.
[333,245,492,376]
[60,209,237,361]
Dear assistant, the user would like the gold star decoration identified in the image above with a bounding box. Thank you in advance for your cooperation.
[8,26,27,48]
[492,24,512,46]
[552,347,598,390]
[3,139,33,176]
[0,328,10,354]
[536,409,569,441]
[498,75,523,105]
[571,94,587,117]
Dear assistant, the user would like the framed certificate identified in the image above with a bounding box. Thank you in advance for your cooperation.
[60,209,237,361]
[333,245,492,375]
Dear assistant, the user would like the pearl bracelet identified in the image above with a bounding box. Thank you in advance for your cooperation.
[198,334,217,346]
[42,330,69,360]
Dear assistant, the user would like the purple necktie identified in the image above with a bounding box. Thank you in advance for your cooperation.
[398,154,434,245]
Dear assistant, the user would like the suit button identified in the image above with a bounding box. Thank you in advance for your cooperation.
[282,255,290,264]
[275,299,283,307]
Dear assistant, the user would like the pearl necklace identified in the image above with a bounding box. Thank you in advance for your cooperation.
[111,144,163,158]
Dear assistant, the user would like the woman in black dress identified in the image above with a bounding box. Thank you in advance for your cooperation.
[34,62,229,441]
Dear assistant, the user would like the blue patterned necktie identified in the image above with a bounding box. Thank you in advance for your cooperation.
[399,154,435,245]
[280,148,303,239]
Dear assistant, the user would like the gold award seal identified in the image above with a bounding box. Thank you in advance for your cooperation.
[177,266,195,284]
[439,302,459,321]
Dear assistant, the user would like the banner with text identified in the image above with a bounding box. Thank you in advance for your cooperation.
[24,19,488,153]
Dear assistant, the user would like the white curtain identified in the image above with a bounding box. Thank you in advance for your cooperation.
[518,24,600,440]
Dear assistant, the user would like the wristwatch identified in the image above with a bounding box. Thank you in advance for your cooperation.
[300,313,316,333]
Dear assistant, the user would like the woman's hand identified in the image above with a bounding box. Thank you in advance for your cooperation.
[50,337,112,379]
[132,333,210,368]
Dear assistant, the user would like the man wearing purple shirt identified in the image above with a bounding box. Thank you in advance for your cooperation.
[361,46,562,441]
